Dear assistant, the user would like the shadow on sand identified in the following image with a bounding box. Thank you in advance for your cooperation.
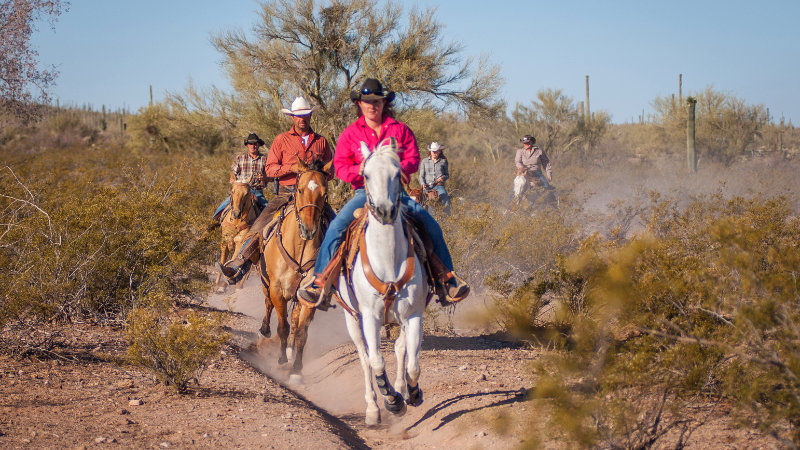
[407,387,531,431]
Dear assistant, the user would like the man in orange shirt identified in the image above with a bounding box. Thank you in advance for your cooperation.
[217,97,334,284]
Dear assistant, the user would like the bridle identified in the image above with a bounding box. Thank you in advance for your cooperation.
[292,169,328,240]
[360,151,401,225]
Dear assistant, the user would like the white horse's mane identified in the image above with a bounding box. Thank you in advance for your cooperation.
[371,138,401,164]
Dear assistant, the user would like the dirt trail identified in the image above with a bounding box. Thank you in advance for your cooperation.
[206,277,539,449]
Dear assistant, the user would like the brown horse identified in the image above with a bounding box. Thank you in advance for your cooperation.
[215,182,259,292]
[408,186,439,210]
[257,159,332,383]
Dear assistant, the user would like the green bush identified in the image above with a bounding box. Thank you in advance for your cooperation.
[527,194,800,447]
[126,307,229,393]
[0,144,222,343]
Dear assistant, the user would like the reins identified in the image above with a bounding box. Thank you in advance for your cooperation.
[273,169,328,291]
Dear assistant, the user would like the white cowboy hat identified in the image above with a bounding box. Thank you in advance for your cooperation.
[428,142,445,152]
[280,97,320,116]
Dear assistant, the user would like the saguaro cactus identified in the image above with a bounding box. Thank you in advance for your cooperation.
[686,97,697,173]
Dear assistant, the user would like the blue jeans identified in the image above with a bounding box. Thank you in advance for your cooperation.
[314,189,454,276]
[213,189,267,218]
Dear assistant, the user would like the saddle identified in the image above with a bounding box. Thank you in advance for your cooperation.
[318,206,436,315]
[256,200,331,296]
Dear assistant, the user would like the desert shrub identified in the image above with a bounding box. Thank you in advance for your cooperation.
[528,193,800,447]
[126,307,229,393]
[441,202,579,292]
[653,86,769,165]
[0,144,221,348]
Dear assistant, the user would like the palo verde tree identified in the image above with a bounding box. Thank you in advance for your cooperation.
[211,0,503,143]
[0,0,68,122]
[511,88,609,159]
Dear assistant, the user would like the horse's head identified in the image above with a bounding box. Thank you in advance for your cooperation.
[361,138,402,225]
[230,182,251,219]
[293,158,333,240]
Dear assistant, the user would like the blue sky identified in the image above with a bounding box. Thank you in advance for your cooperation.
[32,0,800,124]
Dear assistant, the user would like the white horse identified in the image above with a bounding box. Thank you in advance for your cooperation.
[512,174,527,202]
[337,138,428,425]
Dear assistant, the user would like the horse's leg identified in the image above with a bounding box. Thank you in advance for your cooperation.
[215,241,230,291]
[259,283,272,338]
[272,288,290,365]
[363,313,405,416]
[344,311,380,425]
[393,324,408,401]
[403,313,424,407]
[288,305,315,384]
[287,300,300,361]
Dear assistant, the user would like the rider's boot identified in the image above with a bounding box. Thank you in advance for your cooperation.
[428,253,470,305]
[297,275,333,311]
[216,233,259,285]
[298,244,345,310]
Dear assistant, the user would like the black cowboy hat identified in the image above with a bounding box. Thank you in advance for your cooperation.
[350,78,396,102]
[244,133,265,146]
[520,135,536,144]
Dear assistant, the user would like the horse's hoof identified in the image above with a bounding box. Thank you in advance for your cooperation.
[384,393,406,415]
[278,355,288,365]
[406,385,423,407]
[365,410,380,426]
[215,286,225,294]
[288,373,303,385]
[259,322,270,338]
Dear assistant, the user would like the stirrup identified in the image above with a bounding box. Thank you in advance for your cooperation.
[439,273,469,305]
[297,283,333,310]
[216,260,251,285]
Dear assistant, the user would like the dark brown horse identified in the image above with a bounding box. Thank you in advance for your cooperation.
[257,159,332,383]
[215,182,258,292]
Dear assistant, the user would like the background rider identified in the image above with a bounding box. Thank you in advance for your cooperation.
[216,97,334,284]
[418,141,451,215]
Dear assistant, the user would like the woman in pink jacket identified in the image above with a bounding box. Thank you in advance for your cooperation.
[299,78,469,307]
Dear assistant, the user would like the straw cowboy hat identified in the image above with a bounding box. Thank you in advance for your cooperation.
[428,142,445,152]
[280,97,320,116]
[350,78,396,102]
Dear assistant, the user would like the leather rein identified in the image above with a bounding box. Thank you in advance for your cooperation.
[228,191,257,232]
[275,170,327,279]
[357,217,416,326]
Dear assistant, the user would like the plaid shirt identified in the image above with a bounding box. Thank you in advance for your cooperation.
[419,157,449,187]
[230,151,267,189]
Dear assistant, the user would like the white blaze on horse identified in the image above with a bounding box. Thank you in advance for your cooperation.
[338,138,427,425]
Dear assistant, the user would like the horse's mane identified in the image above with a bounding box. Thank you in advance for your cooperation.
[307,159,327,173]
[374,139,401,164]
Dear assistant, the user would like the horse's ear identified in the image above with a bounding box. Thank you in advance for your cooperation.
[323,160,333,178]
[293,158,309,174]
[359,141,371,160]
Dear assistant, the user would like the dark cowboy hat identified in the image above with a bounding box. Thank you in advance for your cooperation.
[350,78,396,102]
[244,133,265,146]
[520,135,536,144]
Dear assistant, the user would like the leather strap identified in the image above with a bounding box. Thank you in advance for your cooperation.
[358,227,416,325]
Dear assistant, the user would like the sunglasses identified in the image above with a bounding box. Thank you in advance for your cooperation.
[360,88,384,96]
